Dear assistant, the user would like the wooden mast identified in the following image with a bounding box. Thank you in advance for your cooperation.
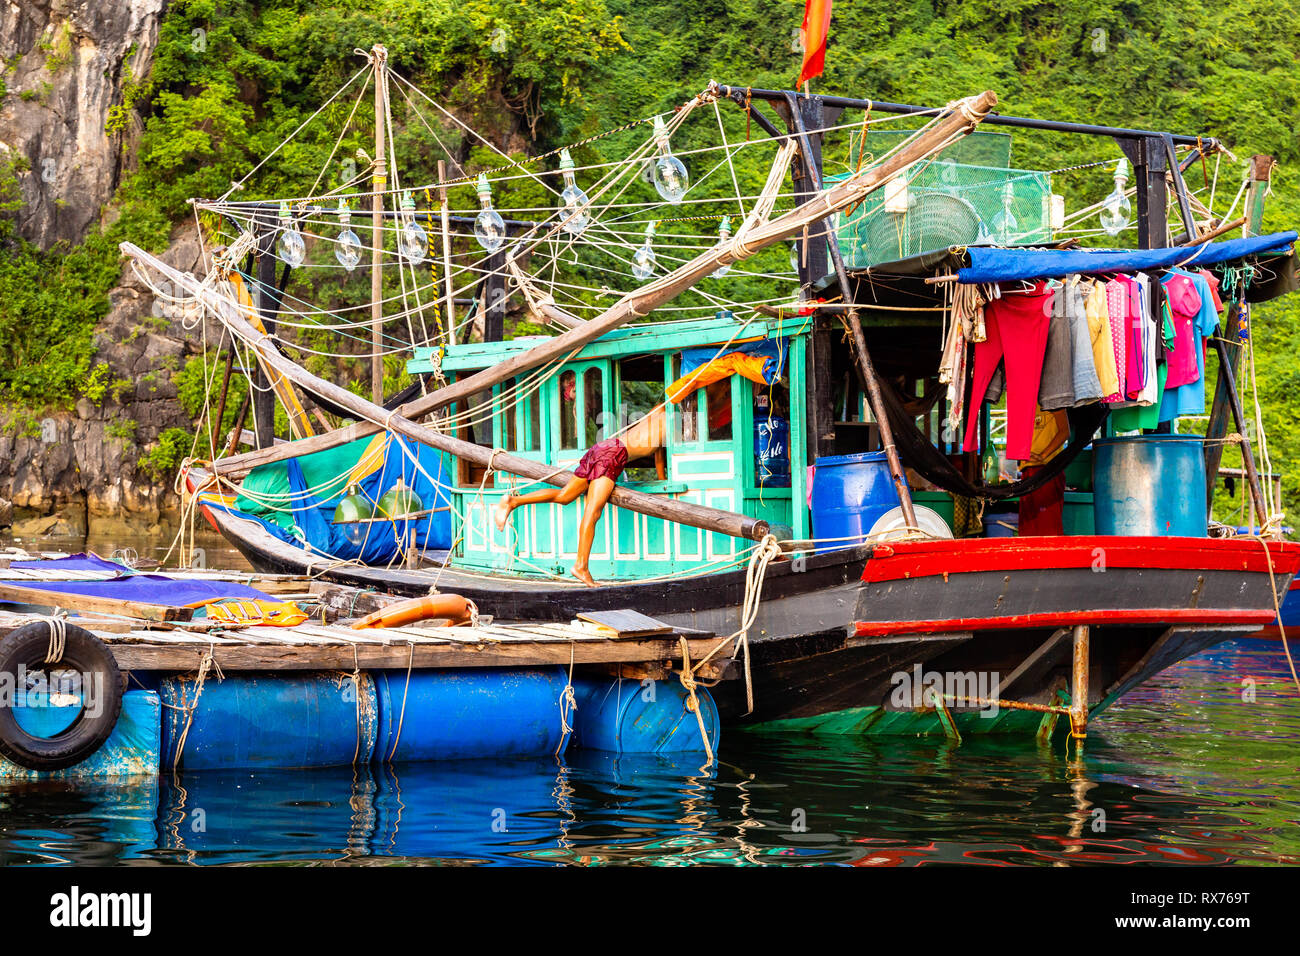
[370,44,388,406]
[784,91,919,530]
[203,90,999,480]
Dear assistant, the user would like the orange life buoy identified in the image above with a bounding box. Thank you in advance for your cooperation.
[350,594,475,630]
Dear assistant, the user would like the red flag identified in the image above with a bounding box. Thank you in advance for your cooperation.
[798,0,833,87]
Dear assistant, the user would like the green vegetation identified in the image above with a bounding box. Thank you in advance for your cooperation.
[138,426,196,480]
[1,0,1299,518]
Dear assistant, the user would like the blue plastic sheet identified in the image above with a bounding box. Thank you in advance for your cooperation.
[680,338,787,384]
[10,553,130,575]
[956,231,1297,284]
[209,437,453,564]
[2,576,275,607]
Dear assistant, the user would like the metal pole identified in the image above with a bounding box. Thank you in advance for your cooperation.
[370,45,388,406]
[1069,624,1089,740]
[720,84,1218,148]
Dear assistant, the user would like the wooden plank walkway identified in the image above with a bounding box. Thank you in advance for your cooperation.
[0,558,732,674]
[0,609,730,673]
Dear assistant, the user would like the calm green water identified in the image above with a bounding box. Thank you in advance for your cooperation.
[1,638,1296,866]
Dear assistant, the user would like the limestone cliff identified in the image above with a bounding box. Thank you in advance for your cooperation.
[0,0,166,248]
[0,0,190,523]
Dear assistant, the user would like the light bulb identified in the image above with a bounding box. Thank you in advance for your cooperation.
[651,116,689,204]
[558,149,590,236]
[335,199,362,272]
[1099,157,1132,237]
[277,201,305,269]
[398,191,428,264]
[631,221,656,280]
[990,182,1019,243]
[473,174,506,252]
[333,482,373,547]
[711,216,732,278]
[377,478,423,520]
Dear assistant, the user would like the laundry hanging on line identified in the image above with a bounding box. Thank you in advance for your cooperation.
[956,263,1229,461]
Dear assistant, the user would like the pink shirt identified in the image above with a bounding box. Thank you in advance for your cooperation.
[1102,279,1128,403]
[1162,273,1203,389]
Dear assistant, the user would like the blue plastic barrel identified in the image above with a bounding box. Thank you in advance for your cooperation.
[2,690,161,779]
[810,451,907,553]
[373,668,567,762]
[568,676,719,755]
[1092,435,1208,536]
[159,673,377,770]
[755,416,791,487]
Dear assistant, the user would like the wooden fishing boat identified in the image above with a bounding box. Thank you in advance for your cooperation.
[120,64,1300,741]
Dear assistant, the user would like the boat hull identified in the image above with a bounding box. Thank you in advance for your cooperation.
[191,470,1300,736]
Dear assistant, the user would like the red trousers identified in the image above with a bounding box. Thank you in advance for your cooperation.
[962,284,1053,461]
[1018,465,1065,536]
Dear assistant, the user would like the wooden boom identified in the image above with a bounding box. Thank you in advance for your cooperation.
[201,90,998,481]
[121,242,773,542]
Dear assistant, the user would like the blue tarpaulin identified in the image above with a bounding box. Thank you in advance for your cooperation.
[3,576,275,607]
[207,436,453,565]
[956,231,1297,284]
[10,553,129,575]
[1,552,276,607]
[679,338,787,383]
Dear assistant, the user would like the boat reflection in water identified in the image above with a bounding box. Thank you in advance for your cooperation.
[1,639,1295,867]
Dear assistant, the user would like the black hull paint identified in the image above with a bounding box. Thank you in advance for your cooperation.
[200,487,1282,733]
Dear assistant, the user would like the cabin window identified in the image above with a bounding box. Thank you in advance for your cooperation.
[523,392,541,452]
[499,378,518,451]
[559,370,578,449]
[455,384,494,485]
[583,367,604,445]
[671,354,699,443]
[704,378,732,442]
[619,355,666,482]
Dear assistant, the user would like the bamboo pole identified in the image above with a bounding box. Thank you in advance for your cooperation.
[121,243,770,542]
[370,45,388,406]
[209,345,235,458]
[437,159,456,345]
[204,90,998,480]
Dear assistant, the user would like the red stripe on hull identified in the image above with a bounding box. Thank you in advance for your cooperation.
[861,536,1300,584]
[856,607,1276,637]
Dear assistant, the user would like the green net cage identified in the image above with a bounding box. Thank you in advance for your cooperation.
[828,131,1054,269]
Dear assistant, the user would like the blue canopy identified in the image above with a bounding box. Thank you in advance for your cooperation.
[956,231,1296,284]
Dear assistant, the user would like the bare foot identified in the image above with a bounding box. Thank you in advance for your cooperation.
[493,499,511,532]
[573,566,597,588]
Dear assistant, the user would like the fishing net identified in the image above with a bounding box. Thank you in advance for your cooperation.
[829,130,1054,269]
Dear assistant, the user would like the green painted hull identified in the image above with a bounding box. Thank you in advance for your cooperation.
[740,699,1103,738]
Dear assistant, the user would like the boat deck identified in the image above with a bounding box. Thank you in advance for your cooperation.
[0,558,732,675]
[0,607,731,673]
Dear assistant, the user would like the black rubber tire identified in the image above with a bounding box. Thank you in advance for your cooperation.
[0,621,123,771]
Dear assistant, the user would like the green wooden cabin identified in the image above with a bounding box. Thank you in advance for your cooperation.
[407,312,813,580]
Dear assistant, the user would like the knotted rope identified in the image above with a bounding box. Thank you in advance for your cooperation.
[681,533,783,721]
[677,636,714,767]
[171,648,223,768]
[43,615,67,664]
[556,643,577,756]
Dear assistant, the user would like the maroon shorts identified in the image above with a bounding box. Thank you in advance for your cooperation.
[573,438,628,482]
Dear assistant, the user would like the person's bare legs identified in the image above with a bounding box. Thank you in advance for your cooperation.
[573,476,616,587]
[494,476,588,531]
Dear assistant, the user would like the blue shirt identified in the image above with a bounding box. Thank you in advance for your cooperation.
[1158,268,1219,422]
